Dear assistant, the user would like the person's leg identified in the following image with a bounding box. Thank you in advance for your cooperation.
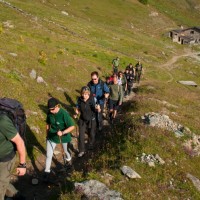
[62,143,71,161]
[78,121,87,153]
[88,118,96,148]
[98,104,104,130]
[0,156,17,199]
[45,139,56,172]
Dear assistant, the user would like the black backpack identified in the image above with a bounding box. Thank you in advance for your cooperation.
[0,98,26,144]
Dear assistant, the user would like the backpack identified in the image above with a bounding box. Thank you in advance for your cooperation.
[0,98,26,144]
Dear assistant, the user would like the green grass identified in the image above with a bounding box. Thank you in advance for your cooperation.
[1,0,200,199]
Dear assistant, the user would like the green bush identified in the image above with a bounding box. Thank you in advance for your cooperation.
[139,0,148,5]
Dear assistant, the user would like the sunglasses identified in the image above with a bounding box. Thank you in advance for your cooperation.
[92,77,98,80]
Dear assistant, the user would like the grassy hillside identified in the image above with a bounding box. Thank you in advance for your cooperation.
[0,0,200,199]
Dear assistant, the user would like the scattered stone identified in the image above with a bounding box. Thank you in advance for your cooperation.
[102,119,109,126]
[155,154,165,165]
[30,126,41,134]
[121,165,141,179]
[29,69,37,79]
[75,180,123,200]
[142,112,188,137]
[9,52,17,57]
[149,11,158,17]
[178,81,197,87]
[3,20,14,29]
[187,173,200,192]
[100,172,114,186]
[36,76,47,85]
[61,11,69,16]
[184,134,200,156]
[56,87,65,92]
[140,153,165,166]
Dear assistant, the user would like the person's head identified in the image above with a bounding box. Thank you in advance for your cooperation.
[116,57,119,61]
[48,98,60,114]
[118,71,123,77]
[129,63,133,67]
[91,71,99,84]
[113,74,118,84]
[106,76,110,83]
[129,70,133,74]
[125,68,129,73]
[81,86,90,100]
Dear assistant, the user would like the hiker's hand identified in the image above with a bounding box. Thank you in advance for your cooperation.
[118,102,122,106]
[95,104,101,112]
[57,130,63,136]
[17,167,26,176]
[74,114,78,119]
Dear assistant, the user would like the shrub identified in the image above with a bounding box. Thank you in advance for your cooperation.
[139,0,148,5]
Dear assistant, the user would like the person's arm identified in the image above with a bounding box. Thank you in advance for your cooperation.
[59,125,75,136]
[11,133,26,176]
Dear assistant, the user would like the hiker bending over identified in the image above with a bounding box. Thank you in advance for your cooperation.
[0,114,26,200]
[44,98,75,180]
[109,74,124,124]
[112,57,120,74]
[87,71,110,131]
[135,61,143,84]
[74,86,100,157]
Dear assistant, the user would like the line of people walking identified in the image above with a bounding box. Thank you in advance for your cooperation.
[0,57,144,199]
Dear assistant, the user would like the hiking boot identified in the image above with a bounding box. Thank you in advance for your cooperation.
[65,156,72,162]
[12,192,26,200]
[78,152,85,158]
[43,172,50,182]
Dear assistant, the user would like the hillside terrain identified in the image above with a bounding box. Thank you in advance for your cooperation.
[1,0,200,199]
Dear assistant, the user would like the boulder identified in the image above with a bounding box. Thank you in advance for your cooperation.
[75,180,123,200]
[121,166,141,179]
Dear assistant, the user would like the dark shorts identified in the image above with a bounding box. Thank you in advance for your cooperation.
[109,99,119,111]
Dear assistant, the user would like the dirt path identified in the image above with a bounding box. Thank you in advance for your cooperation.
[158,48,200,83]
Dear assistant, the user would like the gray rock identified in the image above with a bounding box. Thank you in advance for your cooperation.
[121,166,141,179]
[187,173,200,192]
[9,52,17,57]
[142,112,186,136]
[29,69,37,79]
[37,76,47,85]
[61,11,69,16]
[75,180,123,200]
[178,81,197,87]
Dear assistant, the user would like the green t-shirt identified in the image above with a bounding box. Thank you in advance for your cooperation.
[46,107,74,144]
[112,59,119,67]
[109,84,123,103]
[0,115,17,159]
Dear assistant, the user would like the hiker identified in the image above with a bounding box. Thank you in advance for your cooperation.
[0,114,26,200]
[74,86,101,157]
[112,57,120,74]
[126,69,134,95]
[124,68,130,97]
[135,61,143,84]
[44,97,75,179]
[126,63,134,73]
[118,71,127,97]
[108,74,123,123]
[87,71,110,131]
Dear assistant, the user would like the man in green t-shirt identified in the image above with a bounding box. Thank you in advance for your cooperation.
[0,115,26,199]
[44,98,75,180]
[108,74,123,123]
[112,57,120,74]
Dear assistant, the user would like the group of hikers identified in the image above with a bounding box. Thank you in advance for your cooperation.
[0,57,144,199]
